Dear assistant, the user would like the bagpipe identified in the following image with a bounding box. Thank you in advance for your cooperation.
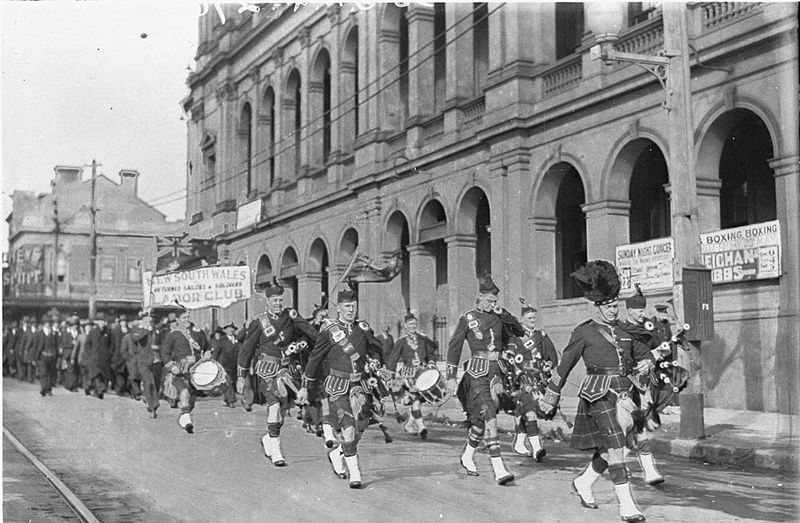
[498,349,556,420]
[645,321,690,395]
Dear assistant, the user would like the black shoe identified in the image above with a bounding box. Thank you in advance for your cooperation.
[325,439,336,449]
[534,448,547,462]
[184,423,194,434]
[349,480,362,489]
[571,480,598,509]
[621,515,646,522]
[419,428,428,440]
[460,459,479,477]
[85,389,92,396]
[496,473,515,486]
[40,391,46,397]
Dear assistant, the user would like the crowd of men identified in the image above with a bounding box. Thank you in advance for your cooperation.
[2,261,687,522]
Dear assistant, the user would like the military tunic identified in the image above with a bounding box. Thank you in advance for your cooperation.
[303,319,382,432]
[447,308,523,424]
[237,309,316,407]
[546,320,653,450]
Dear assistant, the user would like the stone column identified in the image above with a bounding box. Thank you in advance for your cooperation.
[582,200,631,261]
[769,154,800,414]
[407,4,435,124]
[407,244,437,331]
[445,234,477,326]
[695,179,722,233]
[296,272,322,317]
[530,216,557,304]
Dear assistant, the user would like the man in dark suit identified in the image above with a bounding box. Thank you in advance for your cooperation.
[213,323,239,408]
[84,313,112,399]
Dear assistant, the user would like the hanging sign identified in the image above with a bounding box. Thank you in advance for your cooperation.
[143,265,251,309]
[615,237,675,295]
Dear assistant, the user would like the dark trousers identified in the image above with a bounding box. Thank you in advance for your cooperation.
[26,362,37,383]
[63,363,79,391]
[138,363,160,413]
[111,369,128,395]
[222,371,236,405]
[38,359,57,395]
[16,357,27,380]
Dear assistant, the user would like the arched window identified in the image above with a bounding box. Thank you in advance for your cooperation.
[311,49,332,166]
[261,87,276,188]
[719,112,776,228]
[555,166,586,299]
[342,27,359,151]
[283,69,302,178]
[472,3,489,95]
[238,103,253,195]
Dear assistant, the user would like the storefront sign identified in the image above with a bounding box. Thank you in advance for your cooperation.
[615,237,674,295]
[11,245,47,296]
[144,265,250,309]
[700,220,781,284]
[236,199,262,230]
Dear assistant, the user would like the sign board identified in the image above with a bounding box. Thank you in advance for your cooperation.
[144,265,250,309]
[615,237,675,296]
[700,220,781,284]
[236,199,262,230]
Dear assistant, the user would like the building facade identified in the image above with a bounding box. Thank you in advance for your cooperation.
[182,2,798,414]
[4,166,184,319]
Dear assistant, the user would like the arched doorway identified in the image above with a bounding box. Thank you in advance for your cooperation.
[255,254,273,289]
[339,228,359,295]
[457,186,491,277]
[719,111,776,228]
[307,237,330,305]
[553,163,586,299]
[280,247,299,310]
[628,140,670,242]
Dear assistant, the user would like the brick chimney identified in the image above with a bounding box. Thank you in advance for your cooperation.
[53,165,82,186]
[119,169,139,195]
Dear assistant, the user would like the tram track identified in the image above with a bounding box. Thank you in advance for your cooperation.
[3,425,99,522]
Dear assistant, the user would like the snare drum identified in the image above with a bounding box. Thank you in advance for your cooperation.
[189,359,228,395]
[414,368,450,407]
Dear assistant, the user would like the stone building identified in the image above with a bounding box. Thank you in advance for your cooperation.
[182,3,798,414]
[4,166,184,318]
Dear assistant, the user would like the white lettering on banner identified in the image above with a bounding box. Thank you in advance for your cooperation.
[145,266,251,309]
[615,237,675,296]
[699,220,781,284]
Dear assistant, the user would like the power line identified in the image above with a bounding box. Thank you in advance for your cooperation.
[193,3,503,192]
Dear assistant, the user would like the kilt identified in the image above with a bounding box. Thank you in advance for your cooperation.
[456,360,505,424]
[570,392,627,451]
[257,371,297,407]
[328,381,371,434]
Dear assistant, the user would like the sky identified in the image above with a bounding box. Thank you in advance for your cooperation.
[1,0,201,251]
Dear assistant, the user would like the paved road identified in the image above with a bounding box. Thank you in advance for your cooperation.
[3,379,798,522]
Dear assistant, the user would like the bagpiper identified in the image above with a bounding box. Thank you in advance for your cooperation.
[505,303,559,461]
[446,274,524,485]
[386,312,439,439]
[539,260,655,522]
[297,286,384,489]
[236,278,317,467]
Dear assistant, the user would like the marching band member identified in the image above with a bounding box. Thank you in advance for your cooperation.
[297,287,384,489]
[506,304,559,461]
[539,260,654,522]
[161,308,212,433]
[387,312,439,439]
[446,274,524,485]
[236,279,317,467]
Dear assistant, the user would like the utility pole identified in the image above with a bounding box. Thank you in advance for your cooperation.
[88,159,100,319]
[52,197,59,298]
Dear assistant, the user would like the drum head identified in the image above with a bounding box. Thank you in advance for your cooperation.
[414,369,440,391]
[192,361,218,387]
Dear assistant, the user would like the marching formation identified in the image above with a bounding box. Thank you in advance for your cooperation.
[2,260,690,521]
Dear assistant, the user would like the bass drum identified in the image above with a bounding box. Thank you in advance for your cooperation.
[189,359,228,396]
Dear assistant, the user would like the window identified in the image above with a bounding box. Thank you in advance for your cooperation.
[126,258,142,283]
[99,256,116,283]
[473,3,489,95]
[555,2,585,60]
[433,3,446,112]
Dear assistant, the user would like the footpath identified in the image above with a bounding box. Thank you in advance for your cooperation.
[411,393,798,474]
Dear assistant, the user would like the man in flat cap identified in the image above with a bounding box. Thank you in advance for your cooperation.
[213,322,240,408]
[236,278,317,466]
[446,274,524,485]
[505,303,559,462]
[84,312,112,399]
[59,315,81,392]
[297,286,384,488]
[539,261,655,522]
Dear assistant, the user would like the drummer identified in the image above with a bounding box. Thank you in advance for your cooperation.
[236,278,318,467]
[160,308,212,433]
[386,312,439,439]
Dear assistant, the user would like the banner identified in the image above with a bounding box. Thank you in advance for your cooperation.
[700,220,781,284]
[615,237,675,296]
[145,265,250,309]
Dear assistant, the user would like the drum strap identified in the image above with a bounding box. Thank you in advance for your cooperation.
[179,329,201,355]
